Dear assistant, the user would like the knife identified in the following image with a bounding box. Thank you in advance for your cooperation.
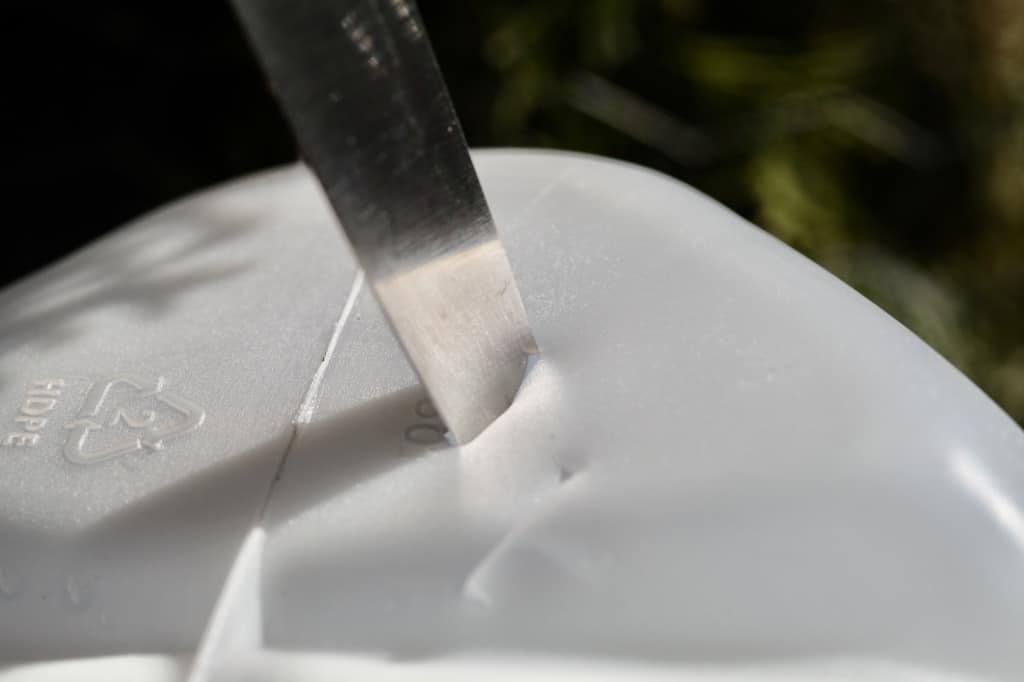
[231,0,537,443]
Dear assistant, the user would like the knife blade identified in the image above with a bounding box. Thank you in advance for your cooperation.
[231,0,537,442]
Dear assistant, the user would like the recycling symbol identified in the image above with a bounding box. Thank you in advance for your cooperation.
[64,375,206,464]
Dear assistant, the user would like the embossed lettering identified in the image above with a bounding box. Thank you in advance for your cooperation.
[22,398,57,416]
[14,415,47,431]
[4,379,68,448]
[4,432,38,447]
[27,379,65,397]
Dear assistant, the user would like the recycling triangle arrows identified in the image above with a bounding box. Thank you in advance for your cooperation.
[64,375,205,464]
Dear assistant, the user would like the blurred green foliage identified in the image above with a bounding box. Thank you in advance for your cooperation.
[424,0,1024,422]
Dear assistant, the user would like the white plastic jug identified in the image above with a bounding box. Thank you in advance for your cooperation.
[1,150,1022,681]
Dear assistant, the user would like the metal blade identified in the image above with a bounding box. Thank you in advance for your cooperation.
[232,0,536,442]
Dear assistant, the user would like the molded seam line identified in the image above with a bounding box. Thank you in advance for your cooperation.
[186,269,365,681]
[259,268,365,519]
[295,269,366,425]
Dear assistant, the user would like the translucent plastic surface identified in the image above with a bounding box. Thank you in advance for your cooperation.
[1,151,1022,681]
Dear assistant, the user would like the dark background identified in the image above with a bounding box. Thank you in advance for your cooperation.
[4,1,1023,421]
